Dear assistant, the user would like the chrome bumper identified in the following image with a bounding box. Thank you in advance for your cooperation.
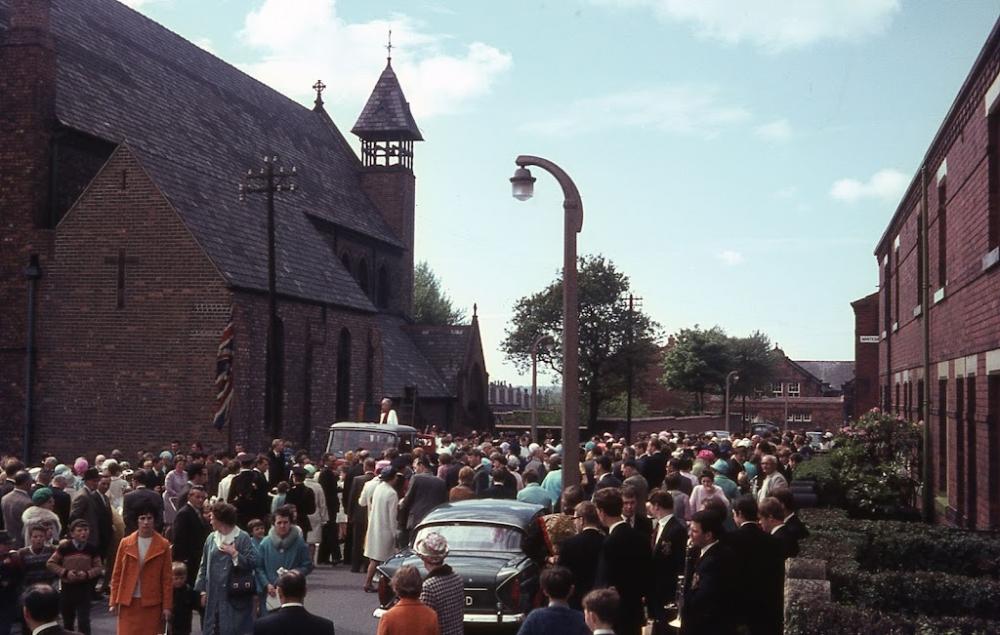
[373,608,526,624]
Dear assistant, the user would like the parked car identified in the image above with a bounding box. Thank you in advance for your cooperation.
[325,422,417,460]
[705,430,731,440]
[750,422,782,436]
[373,500,545,625]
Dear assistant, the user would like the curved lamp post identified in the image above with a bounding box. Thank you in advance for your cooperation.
[530,334,555,444]
[511,155,583,489]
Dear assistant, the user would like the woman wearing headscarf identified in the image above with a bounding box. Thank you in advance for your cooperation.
[21,488,61,545]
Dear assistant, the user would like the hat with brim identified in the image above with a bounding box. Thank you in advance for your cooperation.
[414,531,449,560]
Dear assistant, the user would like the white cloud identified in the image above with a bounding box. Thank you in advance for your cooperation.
[594,0,900,52]
[717,250,744,266]
[755,118,792,142]
[238,0,511,119]
[830,168,909,203]
[521,85,750,138]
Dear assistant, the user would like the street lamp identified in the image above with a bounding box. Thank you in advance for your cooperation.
[725,370,739,434]
[530,334,554,444]
[510,155,584,489]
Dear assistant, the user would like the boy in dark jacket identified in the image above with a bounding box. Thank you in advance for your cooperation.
[46,519,102,635]
[170,561,199,635]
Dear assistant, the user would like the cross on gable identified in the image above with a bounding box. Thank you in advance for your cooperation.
[103,248,139,309]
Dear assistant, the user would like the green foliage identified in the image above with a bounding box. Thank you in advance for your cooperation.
[413,261,466,325]
[786,600,998,635]
[501,254,661,427]
[788,454,845,505]
[660,326,778,412]
[597,392,651,418]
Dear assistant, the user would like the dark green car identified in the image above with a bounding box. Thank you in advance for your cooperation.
[373,500,545,626]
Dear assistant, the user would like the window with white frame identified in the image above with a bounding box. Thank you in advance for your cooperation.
[794,413,804,422]
[771,383,783,396]
[804,413,812,422]
[787,382,801,397]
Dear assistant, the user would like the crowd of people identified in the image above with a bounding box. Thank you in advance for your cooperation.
[0,417,820,635]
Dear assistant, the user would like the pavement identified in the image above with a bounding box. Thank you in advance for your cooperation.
[89,563,384,635]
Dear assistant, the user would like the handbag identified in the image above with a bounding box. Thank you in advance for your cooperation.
[226,563,256,599]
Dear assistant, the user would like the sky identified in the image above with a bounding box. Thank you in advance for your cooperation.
[124,0,1000,386]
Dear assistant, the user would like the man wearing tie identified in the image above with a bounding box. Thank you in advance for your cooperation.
[594,488,651,635]
[681,510,736,635]
[648,489,686,632]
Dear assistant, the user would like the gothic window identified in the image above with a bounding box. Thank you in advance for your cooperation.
[358,258,370,295]
[377,265,390,309]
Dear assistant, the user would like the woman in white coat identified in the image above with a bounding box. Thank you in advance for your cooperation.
[362,467,399,592]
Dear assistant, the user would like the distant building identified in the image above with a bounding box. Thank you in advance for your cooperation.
[864,17,1000,529]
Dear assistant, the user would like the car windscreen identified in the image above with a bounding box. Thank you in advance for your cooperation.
[415,523,523,552]
[329,429,397,456]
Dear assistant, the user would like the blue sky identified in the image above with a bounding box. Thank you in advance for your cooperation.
[126,0,999,385]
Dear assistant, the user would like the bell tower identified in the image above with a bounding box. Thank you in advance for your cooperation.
[352,46,423,317]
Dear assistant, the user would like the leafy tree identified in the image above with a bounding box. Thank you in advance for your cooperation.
[661,326,732,413]
[730,331,779,399]
[413,261,466,325]
[501,255,661,427]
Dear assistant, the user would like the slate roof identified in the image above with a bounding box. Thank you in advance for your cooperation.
[351,62,423,141]
[376,315,451,399]
[795,361,855,392]
[39,0,409,309]
[405,324,473,391]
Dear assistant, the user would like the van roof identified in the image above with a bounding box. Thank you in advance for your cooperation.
[328,422,417,434]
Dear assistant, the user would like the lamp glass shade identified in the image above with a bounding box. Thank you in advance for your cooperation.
[510,167,535,201]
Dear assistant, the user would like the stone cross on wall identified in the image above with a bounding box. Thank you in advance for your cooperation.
[104,248,139,309]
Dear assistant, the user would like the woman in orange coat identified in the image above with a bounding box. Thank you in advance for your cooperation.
[376,565,440,635]
[109,505,173,635]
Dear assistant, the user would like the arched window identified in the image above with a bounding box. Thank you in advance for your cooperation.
[341,252,352,276]
[377,265,390,309]
[358,258,370,295]
[336,328,352,421]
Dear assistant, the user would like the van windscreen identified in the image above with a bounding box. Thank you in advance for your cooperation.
[329,429,397,456]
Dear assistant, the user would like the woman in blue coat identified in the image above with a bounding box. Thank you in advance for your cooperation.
[194,501,258,635]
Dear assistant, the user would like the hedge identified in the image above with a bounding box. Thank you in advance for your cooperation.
[786,600,999,635]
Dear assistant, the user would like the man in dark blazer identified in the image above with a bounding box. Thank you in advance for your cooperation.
[591,456,622,497]
[621,484,653,538]
[316,453,341,565]
[228,454,270,528]
[122,470,164,535]
[68,469,103,548]
[399,458,447,543]
[638,438,667,489]
[557,501,606,610]
[758,498,795,633]
[594,488,652,635]
[347,459,376,572]
[267,439,289,490]
[682,510,737,635]
[648,489,687,629]
[728,496,773,635]
[22,584,83,635]
[253,571,334,635]
[770,487,810,543]
[342,452,366,565]
[171,485,210,586]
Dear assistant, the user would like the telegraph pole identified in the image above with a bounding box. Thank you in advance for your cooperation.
[240,155,298,435]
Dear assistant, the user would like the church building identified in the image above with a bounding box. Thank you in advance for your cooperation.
[0,0,491,460]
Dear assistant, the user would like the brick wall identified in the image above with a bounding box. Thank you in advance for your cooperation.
[873,21,1000,529]
[852,292,879,418]
[358,166,415,317]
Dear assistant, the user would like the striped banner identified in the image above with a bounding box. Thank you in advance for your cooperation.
[213,320,235,430]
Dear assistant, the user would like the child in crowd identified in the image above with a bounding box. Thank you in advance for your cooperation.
[0,531,22,635]
[170,561,199,635]
[17,526,58,587]
[248,518,268,617]
[46,519,103,635]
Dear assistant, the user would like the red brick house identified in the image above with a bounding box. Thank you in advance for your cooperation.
[0,0,490,461]
[865,17,1000,529]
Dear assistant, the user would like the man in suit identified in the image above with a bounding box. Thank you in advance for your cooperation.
[558,501,606,610]
[267,438,289,490]
[591,456,622,497]
[648,489,686,631]
[621,484,653,538]
[171,485,210,586]
[758,497,795,633]
[342,452,365,565]
[754,455,788,504]
[666,459,693,496]
[1,471,33,548]
[347,458,376,572]
[638,438,667,489]
[21,583,83,635]
[253,570,334,635]
[770,487,810,543]
[68,469,102,549]
[399,457,447,544]
[728,496,773,635]
[316,453,341,565]
[121,469,163,535]
[682,510,737,635]
[594,488,651,635]
[228,454,270,529]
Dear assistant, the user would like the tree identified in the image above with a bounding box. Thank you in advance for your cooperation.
[661,326,732,413]
[662,326,778,413]
[413,261,466,325]
[501,255,661,428]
